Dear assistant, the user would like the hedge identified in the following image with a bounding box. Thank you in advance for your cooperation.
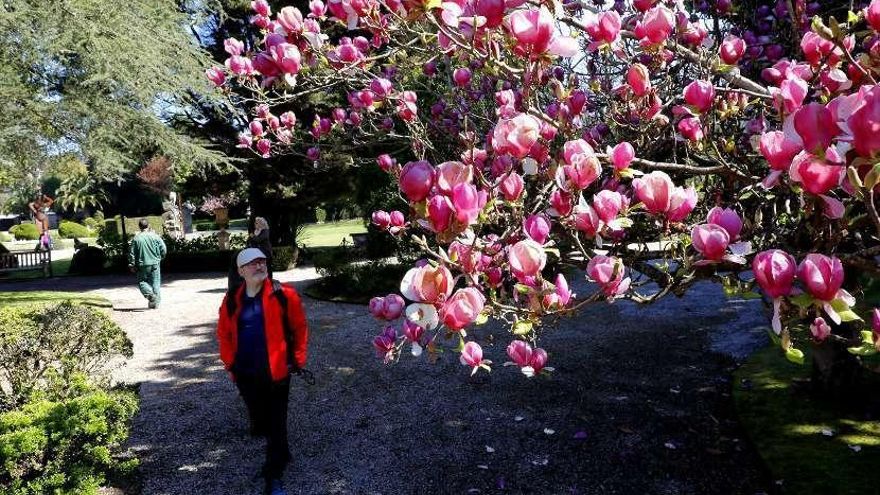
[58,221,93,239]
[9,224,39,241]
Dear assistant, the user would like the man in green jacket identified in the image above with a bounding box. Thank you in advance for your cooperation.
[129,218,167,309]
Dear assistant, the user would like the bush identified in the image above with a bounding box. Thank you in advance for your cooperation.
[163,233,246,254]
[308,261,409,303]
[194,221,216,231]
[92,211,105,223]
[9,224,39,241]
[58,220,92,239]
[82,217,98,229]
[0,384,139,495]
[312,245,357,277]
[315,207,327,223]
[162,250,235,272]
[0,231,12,242]
[68,247,107,275]
[271,245,298,271]
[0,302,133,411]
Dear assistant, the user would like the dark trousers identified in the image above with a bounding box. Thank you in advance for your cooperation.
[235,374,291,479]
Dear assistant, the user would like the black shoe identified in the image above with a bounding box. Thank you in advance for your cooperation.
[264,478,287,495]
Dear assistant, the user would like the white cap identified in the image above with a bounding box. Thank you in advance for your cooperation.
[236,248,266,267]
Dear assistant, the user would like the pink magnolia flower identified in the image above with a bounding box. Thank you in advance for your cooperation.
[585,10,621,45]
[752,249,797,298]
[810,317,832,342]
[451,183,487,226]
[225,55,254,75]
[277,6,304,33]
[543,273,572,308]
[504,7,578,58]
[639,6,674,44]
[791,152,845,195]
[255,139,271,158]
[476,0,505,27]
[402,320,424,344]
[847,84,880,158]
[269,43,301,75]
[460,341,486,372]
[707,207,742,241]
[224,38,244,57]
[397,92,418,121]
[793,103,839,154]
[529,348,548,374]
[506,340,532,367]
[797,254,844,302]
[399,160,435,202]
[753,249,797,334]
[719,36,746,65]
[549,189,573,217]
[252,0,270,15]
[400,263,454,304]
[436,161,473,195]
[627,64,652,97]
[453,67,472,87]
[306,146,320,161]
[592,190,623,223]
[310,0,327,16]
[759,130,803,171]
[609,142,635,170]
[440,287,486,331]
[377,154,396,172]
[508,239,547,282]
[573,202,601,237]
[872,309,880,343]
[498,172,524,201]
[370,78,393,99]
[564,154,602,190]
[665,186,697,222]
[371,210,391,229]
[634,171,673,215]
[868,0,880,32]
[372,326,396,362]
[772,74,808,114]
[427,195,454,233]
[523,214,551,244]
[587,255,630,297]
[678,117,704,141]
[492,113,541,159]
[683,80,715,113]
[205,67,226,86]
[691,224,730,261]
[389,211,405,228]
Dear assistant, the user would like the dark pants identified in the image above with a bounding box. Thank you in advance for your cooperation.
[235,374,291,479]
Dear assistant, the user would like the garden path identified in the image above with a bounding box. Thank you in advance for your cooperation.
[4,269,774,494]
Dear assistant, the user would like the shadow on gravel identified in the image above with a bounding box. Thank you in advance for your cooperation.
[119,277,775,495]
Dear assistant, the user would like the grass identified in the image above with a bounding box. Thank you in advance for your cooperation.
[0,258,72,281]
[0,290,111,308]
[734,345,880,494]
[299,219,366,248]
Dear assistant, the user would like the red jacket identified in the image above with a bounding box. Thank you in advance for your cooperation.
[217,278,309,381]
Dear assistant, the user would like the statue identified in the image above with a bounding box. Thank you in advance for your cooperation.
[161,192,184,239]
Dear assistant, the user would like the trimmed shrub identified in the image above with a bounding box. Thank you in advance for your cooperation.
[68,247,107,275]
[0,231,12,242]
[92,211,105,223]
[58,220,92,239]
[0,302,133,411]
[194,221,217,231]
[271,245,298,271]
[82,217,98,229]
[9,224,39,241]
[315,207,327,223]
[0,383,139,495]
[307,261,409,304]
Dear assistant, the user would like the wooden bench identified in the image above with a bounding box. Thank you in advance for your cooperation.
[0,249,53,278]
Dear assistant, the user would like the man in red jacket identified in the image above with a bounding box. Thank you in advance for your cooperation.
[217,248,309,495]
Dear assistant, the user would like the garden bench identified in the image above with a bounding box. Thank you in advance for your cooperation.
[0,249,53,278]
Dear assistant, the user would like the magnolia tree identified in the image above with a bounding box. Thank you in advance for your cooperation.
[207,0,880,381]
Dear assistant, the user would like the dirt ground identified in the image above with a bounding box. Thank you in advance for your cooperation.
[3,269,774,495]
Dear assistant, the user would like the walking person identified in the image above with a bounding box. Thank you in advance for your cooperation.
[128,218,167,309]
[216,248,309,495]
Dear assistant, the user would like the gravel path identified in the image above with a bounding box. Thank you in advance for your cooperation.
[3,270,774,494]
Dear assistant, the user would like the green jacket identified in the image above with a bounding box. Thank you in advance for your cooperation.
[129,231,167,267]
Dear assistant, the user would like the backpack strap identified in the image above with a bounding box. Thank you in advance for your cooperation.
[271,279,298,371]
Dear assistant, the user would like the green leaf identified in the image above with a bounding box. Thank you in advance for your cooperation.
[739,291,763,300]
[514,284,532,294]
[864,163,880,190]
[838,309,862,322]
[425,0,442,9]
[785,347,805,365]
[453,334,465,353]
[848,10,860,23]
[512,321,533,336]
[848,345,878,356]
[474,313,489,326]
[768,329,782,346]
[789,294,814,308]
[860,330,875,345]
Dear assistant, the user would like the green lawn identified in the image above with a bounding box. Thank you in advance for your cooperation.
[299,219,366,248]
[0,290,111,308]
[734,345,880,494]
